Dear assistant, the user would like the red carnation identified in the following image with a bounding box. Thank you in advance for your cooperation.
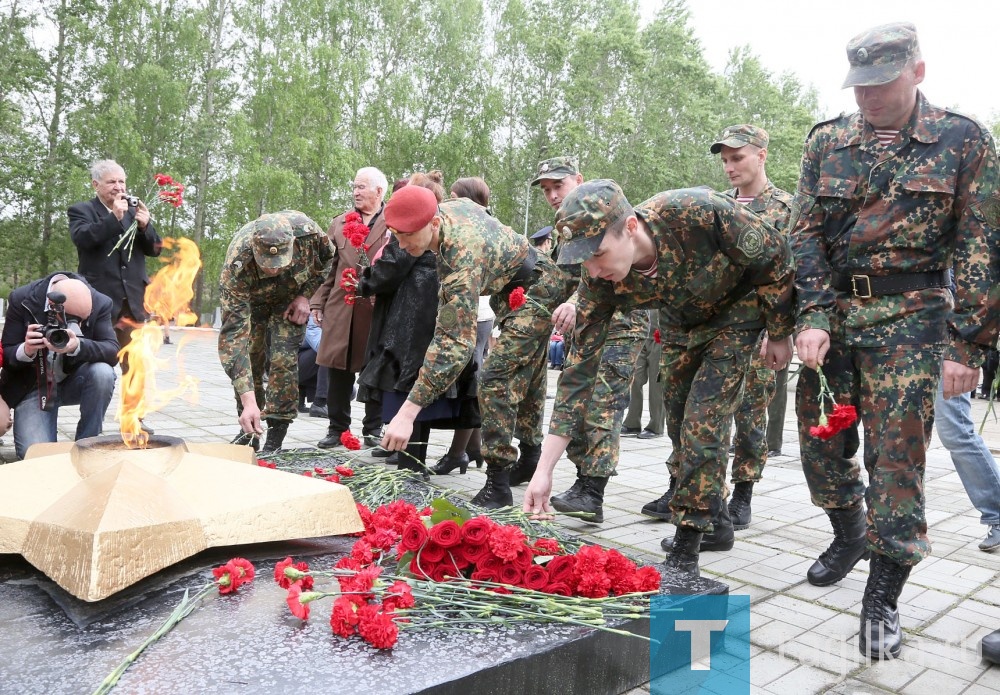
[357,604,399,649]
[335,465,354,477]
[634,565,662,592]
[576,569,612,598]
[429,520,463,548]
[523,565,550,590]
[531,537,562,556]
[653,329,661,344]
[257,459,276,468]
[827,404,858,430]
[351,539,375,565]
[212,557,255,595]
[340,431,361,450]
[488,524,527,562]
[274,557,311,590]
[330,596,360,637]
[508,286,527,310]
[383,580,415,610]
[286,581,310,620]
[154,173,174,186]
[460,516,493,545]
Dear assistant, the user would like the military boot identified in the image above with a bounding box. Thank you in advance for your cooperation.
[317,425,344,449]
[859,554,911,660]
[640,475,676,520]
[728,481,754,530]
[661,497,734,552]
[663,526,702,578]
[550,475,608,524]
[807,504,869,586]
[471,466,513,509]
[258,420,289,457]
[508,442,542,486]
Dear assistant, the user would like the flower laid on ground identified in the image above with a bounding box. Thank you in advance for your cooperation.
[343,212,372,267]
[340,431,361,450]
[340,268,359,305]
[110,172,185,262]
[94,558,255,694]
[272,499,660,650]
[507,286,551,315]
[808,366,858,440]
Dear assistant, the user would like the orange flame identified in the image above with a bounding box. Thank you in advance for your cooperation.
[117,238,203,448]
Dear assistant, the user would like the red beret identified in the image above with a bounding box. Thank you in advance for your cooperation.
[384,184,438,234]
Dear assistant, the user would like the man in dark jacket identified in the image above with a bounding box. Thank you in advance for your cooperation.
[68,159,163,372]
[0,273,119,459]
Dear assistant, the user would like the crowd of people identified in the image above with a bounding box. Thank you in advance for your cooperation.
[1,20,999,665]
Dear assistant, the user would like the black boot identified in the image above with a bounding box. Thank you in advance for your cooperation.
[259,420,289,457]
[663,526,702,578]
[641,476,676,520]
[859,554,911,660]
[471,466,513,509]
[508,442,542,486]
[231,430,261,451]
[432,452,470,476]
[808,504,870,586]
[661,497,734,552]
[550,475,608,523]
[982,628,1000,665]
[317,425,344,449]
[728,481,754,530]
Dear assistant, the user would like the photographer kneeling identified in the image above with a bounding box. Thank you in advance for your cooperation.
[0,273,119,459]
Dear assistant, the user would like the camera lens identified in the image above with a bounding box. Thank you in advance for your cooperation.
[45,327,70,350]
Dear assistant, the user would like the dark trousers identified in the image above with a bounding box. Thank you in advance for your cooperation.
[766,365,789,451]
[326,366,381,437]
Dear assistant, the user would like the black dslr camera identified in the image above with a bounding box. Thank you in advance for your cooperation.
[43,291,72,349]
[124,194,140,208]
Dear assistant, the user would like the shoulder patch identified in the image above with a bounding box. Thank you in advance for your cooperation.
[973,190,1000,228]
[438,304,458,330]
[736,224,765,259]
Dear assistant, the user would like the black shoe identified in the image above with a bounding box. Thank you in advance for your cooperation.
[309,403,329,418]
[317,427,344,449]
[621,426,641,437]
[471,467,513,509]
[259,420,289,457]
[859,554,911,660]
[509,443,541,486]
[231,431,261,452]
[663,526,702,578]
[728,481,754,530]
[661,498,733,552]
[298,399,310,414]
[396,452,430,481]
[550,475,608,524]
[465,448,484,468]
[432,453,470,475]
[637,429,663,440]
[808,504,870,586]
[982,628,1000,664]
[767,449,783,458]
[641,476,676,520]
[385,452,399,466]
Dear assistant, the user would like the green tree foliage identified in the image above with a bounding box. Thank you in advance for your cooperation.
[0,0,822,313]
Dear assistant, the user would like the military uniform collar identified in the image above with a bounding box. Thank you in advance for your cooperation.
[842,91,939,151]
[725,180,774,213]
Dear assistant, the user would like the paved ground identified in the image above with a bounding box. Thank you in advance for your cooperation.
[3,326,1000,694]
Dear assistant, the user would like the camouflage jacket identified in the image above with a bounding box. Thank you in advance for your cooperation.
[219,211,334,394]
[408,198,537,407]
[791,92,1000,364]
[549,188,795,436]
[725,179,797,233]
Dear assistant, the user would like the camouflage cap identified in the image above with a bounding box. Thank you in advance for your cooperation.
[251,215,295,271]
[842,22,919,88]
[530,156,580,186]
[554,179,633,266]
[710,124,769,154]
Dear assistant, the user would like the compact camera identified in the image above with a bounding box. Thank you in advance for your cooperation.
[124,194,140,208]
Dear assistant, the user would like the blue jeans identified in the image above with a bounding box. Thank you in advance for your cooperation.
[935,378,1000,525]
[12,362,117,459]
[549,340,564,367]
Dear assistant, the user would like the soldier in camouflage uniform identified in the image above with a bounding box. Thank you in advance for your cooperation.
[792,23,1000,659]
[515,157,648,523]
[219,211,334,455]
[377,185,577,508]
[523,180,795,580]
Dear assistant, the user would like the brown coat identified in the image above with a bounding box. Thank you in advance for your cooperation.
[310,206,388,371]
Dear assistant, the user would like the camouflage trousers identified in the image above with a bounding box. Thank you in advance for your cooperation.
[796,343,939,566]
[731,335,776,483]
[661,328,757,532]
[513,349,547,448]
[233,303,305,423]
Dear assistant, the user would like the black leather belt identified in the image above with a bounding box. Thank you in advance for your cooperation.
[500,246,538,296]
[831,270,950,298]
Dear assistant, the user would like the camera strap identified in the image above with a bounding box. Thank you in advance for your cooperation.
[35,349,58,412]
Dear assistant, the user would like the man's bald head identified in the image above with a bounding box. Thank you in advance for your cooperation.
[52,278,93,319]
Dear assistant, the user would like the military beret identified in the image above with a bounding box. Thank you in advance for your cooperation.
[554,179,633,266]
[710,124,769,154]
[384,184,438,234]
[530,156,580,186]
[842,22,919,88]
